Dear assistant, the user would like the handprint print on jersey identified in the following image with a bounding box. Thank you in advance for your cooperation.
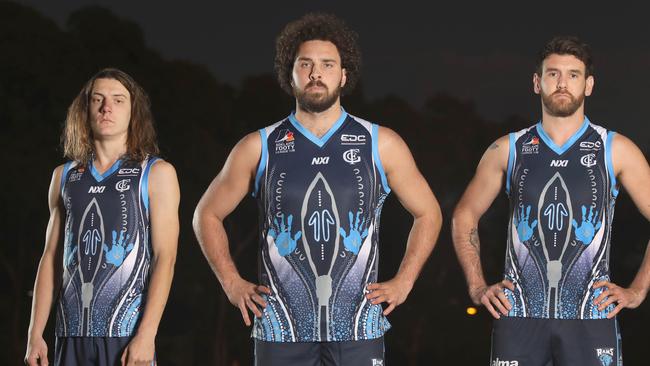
[572,205,602,245]
[514,205,538,242]
[102,230,134,267]
[339,210,369,255]
[268,213,302,256]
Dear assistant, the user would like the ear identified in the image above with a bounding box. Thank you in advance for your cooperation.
[341,68,347,88]
[533,73,541,95]
[584,75,594,97]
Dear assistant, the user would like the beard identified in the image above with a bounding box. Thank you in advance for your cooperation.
[294,80,341,113]
[541,89,585,117]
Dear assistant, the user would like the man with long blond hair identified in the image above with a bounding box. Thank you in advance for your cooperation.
[24,68,180,366]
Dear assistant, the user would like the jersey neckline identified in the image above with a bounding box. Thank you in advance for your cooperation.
[90,158,123,182]
[535,116,590,155]
[287,108,348,148]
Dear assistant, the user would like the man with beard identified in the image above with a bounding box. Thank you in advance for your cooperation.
[194,13,442,366]
[453,36,650,365]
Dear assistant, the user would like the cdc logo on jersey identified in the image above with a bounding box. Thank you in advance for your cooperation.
[341,134,366,145]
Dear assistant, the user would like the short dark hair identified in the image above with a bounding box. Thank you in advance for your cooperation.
[274,13,362,96]
[536,36,594,76]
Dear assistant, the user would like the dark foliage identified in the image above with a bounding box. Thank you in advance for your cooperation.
[1,2,648,365]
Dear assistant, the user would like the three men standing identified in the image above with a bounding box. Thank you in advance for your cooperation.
[22,14,650,366]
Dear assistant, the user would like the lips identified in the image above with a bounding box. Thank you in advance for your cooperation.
[306,81,327,90]
[553,92,572,98]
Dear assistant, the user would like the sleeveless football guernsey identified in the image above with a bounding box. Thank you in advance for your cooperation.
[252,109,392,342]
[504,117,618,319]
[56,156,159,336]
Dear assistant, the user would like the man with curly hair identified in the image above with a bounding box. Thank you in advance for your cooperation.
[194,13,442,365]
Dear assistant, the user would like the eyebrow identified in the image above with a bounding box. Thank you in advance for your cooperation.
[91,92,128,98]
[545,67,583,74]
[296,56,338,63]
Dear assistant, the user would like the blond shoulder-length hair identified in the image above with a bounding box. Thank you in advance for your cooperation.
[62,68,159,164]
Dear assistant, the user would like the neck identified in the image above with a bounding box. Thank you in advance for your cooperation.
[540,107,586,146]
[294,100,343,138]
[92,135,128,168]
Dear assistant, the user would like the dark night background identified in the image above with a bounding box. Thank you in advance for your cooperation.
[1,1,649,364]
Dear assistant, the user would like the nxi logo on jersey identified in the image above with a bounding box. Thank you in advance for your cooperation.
[88,186,105,194]
[550,160,568,167]
[311,157,330,165]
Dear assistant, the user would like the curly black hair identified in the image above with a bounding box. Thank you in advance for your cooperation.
[274,13,362,96]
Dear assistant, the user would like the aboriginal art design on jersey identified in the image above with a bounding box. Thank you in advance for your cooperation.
[504,117,619,319]
[252,109,392,342]
[56,156,159,336]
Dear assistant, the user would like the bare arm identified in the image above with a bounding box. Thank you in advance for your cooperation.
[452,136,514,318]
[193,132,269,326]
[594,134,650,317]
[122,161,180,365]
[365,127,443,315]
[25,165,65,366]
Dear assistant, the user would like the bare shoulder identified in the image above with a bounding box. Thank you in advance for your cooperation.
[235,131,262,154]
[50,164,67,190]
[52,164,65,180]
[476,134,510,172]
[48,164,67,208]
[148,160,178,182]
[377,126,405,150]
[226,131,263,168]
[376,126,413,175]
[611,132,649,174]
[486,134,510,153]
[611,132,643,153]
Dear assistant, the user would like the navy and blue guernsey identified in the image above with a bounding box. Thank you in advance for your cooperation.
[252,109,392,342]
[504,117,619,319]
[56,156,159,337]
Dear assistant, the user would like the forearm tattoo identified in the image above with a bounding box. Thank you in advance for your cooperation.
[469,227,480,251]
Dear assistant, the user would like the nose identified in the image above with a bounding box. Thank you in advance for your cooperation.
[100,99,112,113]
[309,64,321,81]
[556,74,568,89]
